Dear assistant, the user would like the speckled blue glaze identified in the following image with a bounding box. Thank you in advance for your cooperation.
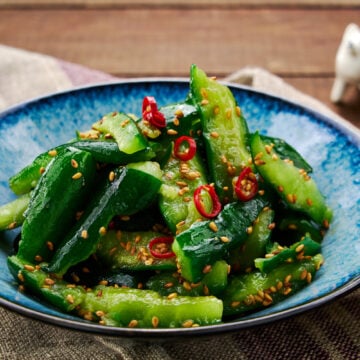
[0,79,359,338]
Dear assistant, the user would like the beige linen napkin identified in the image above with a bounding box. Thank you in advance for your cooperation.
[0,45,359,360]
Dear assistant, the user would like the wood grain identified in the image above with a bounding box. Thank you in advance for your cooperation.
[0,6,359,125]
[0,8,357,76]
[0,1,360,8]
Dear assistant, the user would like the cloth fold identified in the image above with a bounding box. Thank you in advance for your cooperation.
[0,45,359,360]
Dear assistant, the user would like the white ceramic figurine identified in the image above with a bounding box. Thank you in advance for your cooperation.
[331,23,360,103]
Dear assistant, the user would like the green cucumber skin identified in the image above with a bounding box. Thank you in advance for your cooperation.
[0,193,31,231]
[45,163,162,276]
[8,255,222,328]
[17,148,97,263]
[173,197,268,283]
[250,131,332,226]
[222,254,324,317]
[190,64,251,202]
[96,230,177,272]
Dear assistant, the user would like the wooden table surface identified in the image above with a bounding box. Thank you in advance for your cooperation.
[0,1,359,127]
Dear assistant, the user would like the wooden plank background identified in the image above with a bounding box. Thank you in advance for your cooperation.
[0,3,359,124]
[1,1,360,7]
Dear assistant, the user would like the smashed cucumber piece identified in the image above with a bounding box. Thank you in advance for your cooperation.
[250,131,332,226]
[222,253,324,317]
[92,112,148,154]
[8,255,222,328]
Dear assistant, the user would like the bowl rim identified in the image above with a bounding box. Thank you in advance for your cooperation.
[0,78,359,339]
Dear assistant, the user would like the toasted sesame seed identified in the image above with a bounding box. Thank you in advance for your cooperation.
[277,185,284,192]
[152,316,159,328]
[231,301,241,308]
[96,310,105,317]
[296,244,305,253]
[200,88,208,98]
[174,109,184,118]
[81,230,88,239]
[268,222,276,230]
[167,129,178,136]
[167,292,178,300]
[145,258,154,266]
[235,106,241,117]
[44,278,55,286]
[300,269,308,280]
[306,272,312,283]
[209,221,218,232]
[17,273,25,282]
[284,274,292,286]
[182,320,194,328]
[183,281,192,291]
[39,167,46,174]
[34,255,43,262]
[71,159,78,168]
[286,193,297,203]
[254,159,266,166]
[213,106,220,115]
[98,226,107,236]
[7,221,17,230]
[121,119,130,127]
[46,241,54,251]
[128,319,138,328]
[48,149,58,157]
[72,172,82,180]
[265,253,275,258]
[243,295,253,306]
[283,287,292,296]
[108,171,115,182]
[24,265,35,272]
[126,241,132,252]
[246,226,253,234]
[71,273,80,283]
[202,264,212,274]
[323,219,330,229]
[226,108,232,119]
[220,236,230,243]
[210,131,219,138]
[66,294,75,304]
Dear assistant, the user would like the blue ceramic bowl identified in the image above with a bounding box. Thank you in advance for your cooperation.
[0,79,359,339]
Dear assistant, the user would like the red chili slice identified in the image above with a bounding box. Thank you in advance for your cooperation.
[235,167,258,201]
[149,236,175,259]
[142,96,166,128]
[194,184,222,219]
[142,96,158,115]
[174,136,197,161]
